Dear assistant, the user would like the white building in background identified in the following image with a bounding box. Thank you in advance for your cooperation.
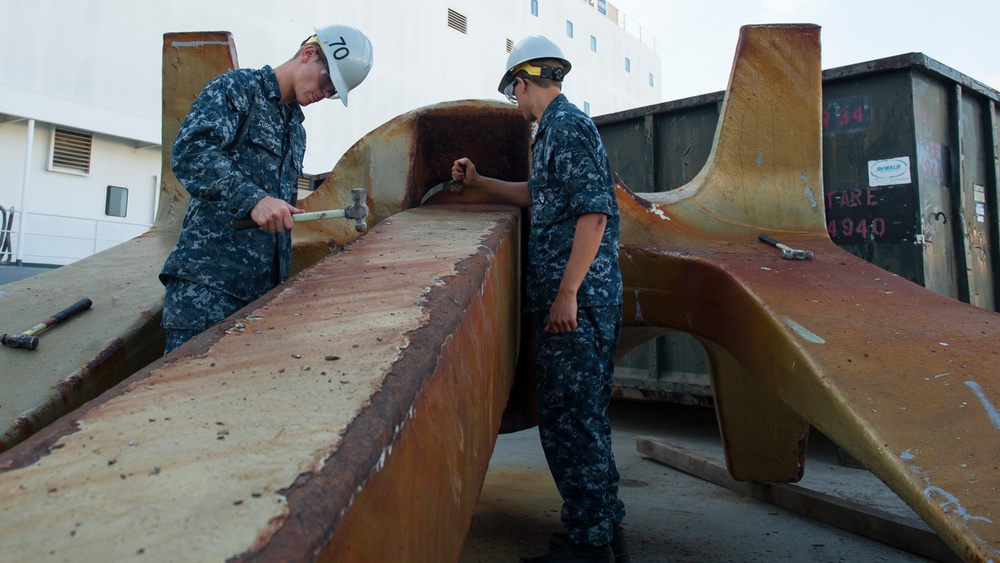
[0,0,661,266]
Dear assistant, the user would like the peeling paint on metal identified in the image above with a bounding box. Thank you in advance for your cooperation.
[924,486,994,524]
[964,381,1000,430]
[783,317,825,344]
[633,289,645,325]
[647,204,670,221]
[803,186,818,208]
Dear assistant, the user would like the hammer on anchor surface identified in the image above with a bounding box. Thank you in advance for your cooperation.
[233,188,369,232]
[1,297,93,350]
[758,233,813,260]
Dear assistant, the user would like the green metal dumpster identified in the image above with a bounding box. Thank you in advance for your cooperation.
[597,52,1000,402]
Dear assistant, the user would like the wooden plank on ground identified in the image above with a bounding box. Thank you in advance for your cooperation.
[636,436,960,563]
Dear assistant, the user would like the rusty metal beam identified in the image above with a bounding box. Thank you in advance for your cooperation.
[618,24,999,561]
[0,206,521,561]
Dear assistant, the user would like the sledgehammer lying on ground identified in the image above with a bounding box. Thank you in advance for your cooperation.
[1,297,93,350]
[232,188,369,232]
[758,233,813,260]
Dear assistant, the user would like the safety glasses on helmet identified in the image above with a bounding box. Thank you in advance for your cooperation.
[500,61,565,103]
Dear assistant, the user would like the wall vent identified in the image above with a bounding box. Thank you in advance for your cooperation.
[51,128,92,174]
[447,9,467,34]
[506,38,514,53]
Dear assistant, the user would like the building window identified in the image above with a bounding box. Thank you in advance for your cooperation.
[649,72,655,87]
[296,173,328,192]
[625,57,631,73]
[584,101,591,115]
[567,20,574,38]
[506,38,514,53]
[50,128,92,175]
[105,186,128,217]
[531,0,538,17]
[447,8,467,34]
[590,35,597,52]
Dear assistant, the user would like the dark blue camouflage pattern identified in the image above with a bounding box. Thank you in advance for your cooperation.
[162,278,249,353]
[534,306,625,546]
[160,65,305,304]
[526,93,626,548]
[525,93,622,313]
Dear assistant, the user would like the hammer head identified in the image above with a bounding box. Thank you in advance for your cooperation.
[1,333,39,350]
[344,188,369,232]
[780,248,813,260]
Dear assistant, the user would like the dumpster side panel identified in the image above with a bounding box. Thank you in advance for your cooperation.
[821,72,926,286]
[654,104,722,192]
[958,91,995,309]
[600,99,722,195]
[912,73,960,298]
[992,101,1000,305]
[601,118,651,193]
[616,333,713,404]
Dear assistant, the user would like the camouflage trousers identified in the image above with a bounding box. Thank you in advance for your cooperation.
[161,277,249,355]
[533,305,625,546]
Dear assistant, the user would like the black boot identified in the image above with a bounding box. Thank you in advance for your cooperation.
[519,541,614,562]
[546,525,629,563]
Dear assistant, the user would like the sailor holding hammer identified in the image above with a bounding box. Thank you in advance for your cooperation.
[159,25,373,354]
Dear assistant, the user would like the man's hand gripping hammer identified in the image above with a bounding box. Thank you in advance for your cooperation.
[233,188,369,232]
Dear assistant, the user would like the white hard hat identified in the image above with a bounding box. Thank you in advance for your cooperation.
[497,35,572,96]
[313,24,373,107]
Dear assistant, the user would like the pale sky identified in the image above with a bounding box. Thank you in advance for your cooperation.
[609,0,999,102]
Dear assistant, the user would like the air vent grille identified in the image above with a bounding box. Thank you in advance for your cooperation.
[52,128,92,174]
[447,9,467,34]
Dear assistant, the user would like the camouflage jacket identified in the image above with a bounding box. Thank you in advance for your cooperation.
[160,66,306,303]
[525,94,623,313]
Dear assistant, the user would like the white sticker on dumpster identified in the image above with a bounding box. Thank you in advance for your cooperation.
[868,157,911,187]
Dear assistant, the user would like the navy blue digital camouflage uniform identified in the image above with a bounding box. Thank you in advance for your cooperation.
[160,65,305,353]
[527,93,625,547]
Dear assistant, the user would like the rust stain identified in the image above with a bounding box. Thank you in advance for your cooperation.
[302,209,519,562]
[0,338,130,455]
[0,208,520,562]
